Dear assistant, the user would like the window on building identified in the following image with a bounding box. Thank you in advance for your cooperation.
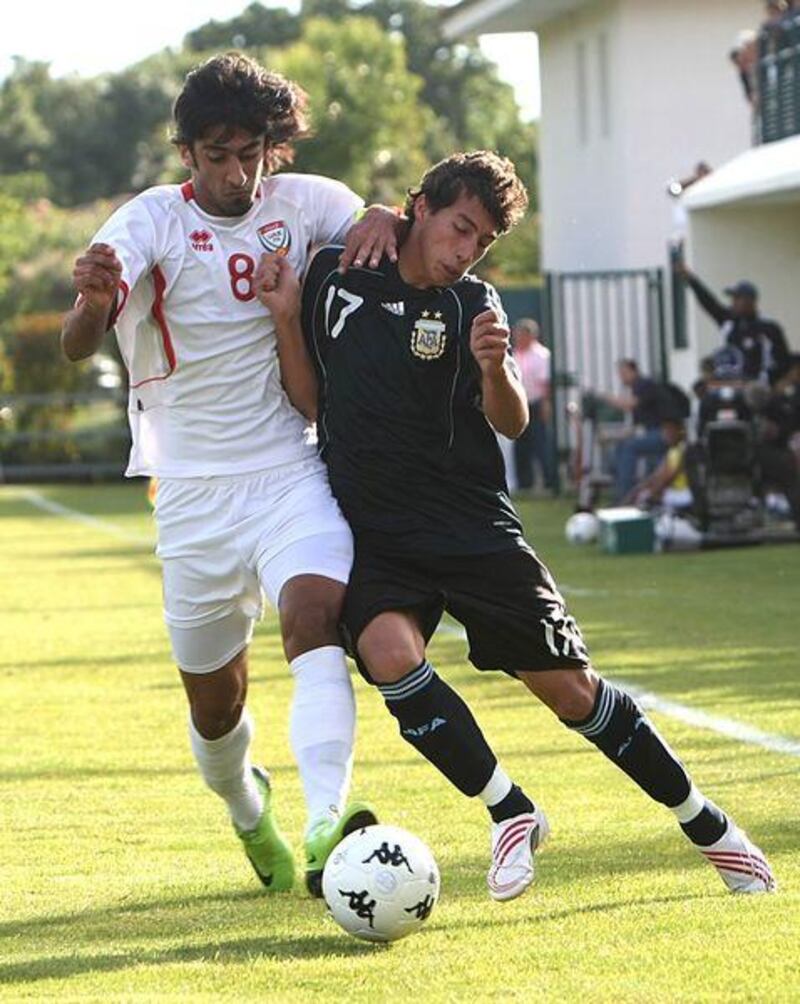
[577,41,589,144]
[597,33,611,137]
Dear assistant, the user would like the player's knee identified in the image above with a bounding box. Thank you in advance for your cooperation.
[183,652,248,739]
[357,618,425,684]
[281,597,340,656]
[549,672,597,721]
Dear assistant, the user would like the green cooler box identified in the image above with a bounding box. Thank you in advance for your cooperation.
[596,507,655,555]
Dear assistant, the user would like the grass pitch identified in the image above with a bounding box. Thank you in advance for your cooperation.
[1,483,798,1002]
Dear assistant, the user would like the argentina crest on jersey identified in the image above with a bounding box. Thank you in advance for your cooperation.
[411,310,447,360]
[257,220,291,256]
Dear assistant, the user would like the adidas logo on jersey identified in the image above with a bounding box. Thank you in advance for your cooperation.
[381,301,405,316]
[189,229,214,252]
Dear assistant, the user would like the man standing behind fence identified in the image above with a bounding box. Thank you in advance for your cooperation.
[512,318,555,494]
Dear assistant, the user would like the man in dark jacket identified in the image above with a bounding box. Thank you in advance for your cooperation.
[675,261,790,385]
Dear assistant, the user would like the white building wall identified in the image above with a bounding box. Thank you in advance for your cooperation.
[676,201,800,389]
[539,1,624,271]
[538,0,755,273]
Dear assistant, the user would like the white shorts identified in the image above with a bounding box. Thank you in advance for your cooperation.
[155,458,353,673]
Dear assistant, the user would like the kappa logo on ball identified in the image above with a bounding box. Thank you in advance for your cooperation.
[257,220,291,256]
[411,310,447,360]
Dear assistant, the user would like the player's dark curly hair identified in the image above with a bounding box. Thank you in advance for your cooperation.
[404,151,528,234]
[172,53,309,173]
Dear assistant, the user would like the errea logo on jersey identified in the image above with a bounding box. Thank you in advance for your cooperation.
[189,229,214,252]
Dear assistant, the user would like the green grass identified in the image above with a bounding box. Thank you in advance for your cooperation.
[1,484,798,1002]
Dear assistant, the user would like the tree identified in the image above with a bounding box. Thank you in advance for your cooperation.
[185,2,301,51]
[269,17,433,203]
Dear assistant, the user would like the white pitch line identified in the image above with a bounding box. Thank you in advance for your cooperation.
[435,623,800,758]
[20,489,154,547]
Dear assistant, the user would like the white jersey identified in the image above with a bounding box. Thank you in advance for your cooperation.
[92,174,362,477]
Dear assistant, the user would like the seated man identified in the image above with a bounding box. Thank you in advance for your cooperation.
[257,151,774,901]
[602,359,668,502]
[626,418,692,511]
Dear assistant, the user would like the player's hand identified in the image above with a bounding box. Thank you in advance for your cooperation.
[470,309,511,378]
[73,243,122,312]
[254,253,300,323]
[338,205,402,273]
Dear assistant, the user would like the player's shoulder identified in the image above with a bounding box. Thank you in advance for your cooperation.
[262,172,356,209]
[129,184,185,212]
[302,245,345,296]
[307,243,344,275]
[106,184,184,225]
[449,272,505,318]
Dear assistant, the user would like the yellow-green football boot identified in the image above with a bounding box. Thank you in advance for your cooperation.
[305,802,379,897]
[235,766,295,892]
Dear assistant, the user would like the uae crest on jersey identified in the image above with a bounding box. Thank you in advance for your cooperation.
[257,220,291,256]
[411,310,447,360]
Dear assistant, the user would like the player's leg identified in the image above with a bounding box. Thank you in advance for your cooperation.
[447,545,774,894]
[353,585,542,902]
[172,620,295,892]
[519,667,775,892]
[158,477,293,890]
[254,463,375,893]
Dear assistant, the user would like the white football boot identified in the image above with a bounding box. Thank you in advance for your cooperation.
[697,820,776,894]
[487,807,550,902]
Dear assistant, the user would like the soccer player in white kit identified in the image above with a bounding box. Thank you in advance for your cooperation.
[61,54,397,896]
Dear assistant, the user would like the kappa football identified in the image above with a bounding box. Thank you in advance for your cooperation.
[322,825,441,942]
[2,0,798,1001]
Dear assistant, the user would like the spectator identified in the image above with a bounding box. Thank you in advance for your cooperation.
[729,30,758,104]
[626,419,692,512]
[511,318,555,493]
[674,259,790,385]
[751,363,800,527]
[602,358,668,502]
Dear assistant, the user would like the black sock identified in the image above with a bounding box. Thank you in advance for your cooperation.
[378,660,497,797]
[680,801,728,846]
[488,783,535,824]
[562,678,692,807]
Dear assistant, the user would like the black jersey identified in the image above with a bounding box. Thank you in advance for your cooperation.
[301,246,525,556]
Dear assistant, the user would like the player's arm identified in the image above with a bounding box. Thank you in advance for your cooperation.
[601,391,636,412]
[470,308,529,438]
[625,454,676,504]
[253,253,318,421]
[61,243,122,361]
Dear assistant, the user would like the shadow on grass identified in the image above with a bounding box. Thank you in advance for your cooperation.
[444,891,716,935]
[0,889,379,984]
[0,652,169,672]
[0,932,378,985]
[0,764,195,783]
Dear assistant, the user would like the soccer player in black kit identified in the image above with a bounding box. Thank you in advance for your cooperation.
[255,151,775,901]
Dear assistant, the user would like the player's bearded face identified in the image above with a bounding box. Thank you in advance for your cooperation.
[182,127,267,217]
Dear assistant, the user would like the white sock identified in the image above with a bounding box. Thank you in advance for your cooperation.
[188,706,263,832]
[289,645,356,835]
[669,782,706,823]
[477,764,513,808]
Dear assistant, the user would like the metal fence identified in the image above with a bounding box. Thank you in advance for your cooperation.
[542,268,668,489]
[757,14,800,144]
[0,390,129,483]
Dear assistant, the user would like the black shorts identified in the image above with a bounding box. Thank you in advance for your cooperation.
[343,541,591,682]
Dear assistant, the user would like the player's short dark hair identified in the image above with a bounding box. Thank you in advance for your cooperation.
[618,358,639,372]
[172,53,309,172]
[404,151,528,234]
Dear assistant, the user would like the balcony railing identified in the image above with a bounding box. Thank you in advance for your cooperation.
[757,14,800,143]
